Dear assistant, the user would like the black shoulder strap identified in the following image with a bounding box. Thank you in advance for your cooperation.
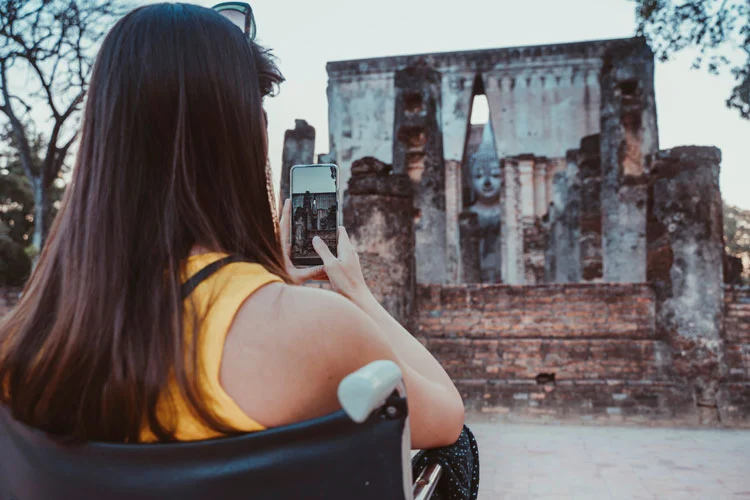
[181,255,251,300]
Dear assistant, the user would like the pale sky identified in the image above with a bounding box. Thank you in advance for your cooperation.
[291,165,336,194]
[147,0,749,209]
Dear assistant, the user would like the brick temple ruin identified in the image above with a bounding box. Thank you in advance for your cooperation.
[280,37,750,426]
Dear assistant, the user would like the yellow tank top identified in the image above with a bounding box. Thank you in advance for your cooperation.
[140,252,283,442]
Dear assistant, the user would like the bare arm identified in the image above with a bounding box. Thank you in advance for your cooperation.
[222,283,464,449]
[226,200,464,447]
[307,219,464,446]
[311,228,460,404]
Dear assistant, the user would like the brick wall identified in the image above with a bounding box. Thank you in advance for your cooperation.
[417,283,694,422]
[721,286,750,424]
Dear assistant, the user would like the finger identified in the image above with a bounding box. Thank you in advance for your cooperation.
[295,265,329,283]
[337,226,356,260]
[312,235,337,266]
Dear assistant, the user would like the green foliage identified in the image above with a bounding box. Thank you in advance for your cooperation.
[724,202,750,283]
[0,133,63,286]
[0,229,31,286]
[633,0,750,119]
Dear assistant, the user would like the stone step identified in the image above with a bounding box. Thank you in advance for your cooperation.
[423,338,672,381]
[457,379,694,422]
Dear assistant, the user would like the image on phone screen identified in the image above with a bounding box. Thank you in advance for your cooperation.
[290,164,339,266]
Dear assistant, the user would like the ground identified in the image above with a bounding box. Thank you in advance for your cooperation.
[468,419,750,499]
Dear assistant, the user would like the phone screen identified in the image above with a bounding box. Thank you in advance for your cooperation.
[290,164,339,266]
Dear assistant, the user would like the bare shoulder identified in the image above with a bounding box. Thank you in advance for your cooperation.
[220,283,392,427]
[233,282,373,345]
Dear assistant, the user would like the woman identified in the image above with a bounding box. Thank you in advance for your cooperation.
[0,3,464,448]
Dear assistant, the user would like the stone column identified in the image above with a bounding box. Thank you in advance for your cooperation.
[579,134,603,281]
[280,119,316,207]
[459,211,481,283]
[518,156,536,219]
[544,200,558,282]
[547,172,567,285]
[501,157,525,284]
[344,157,416,329]
[393,62,446,284]
[549,150,582,283]
[445,160,463,284]
[533,162,548,217]
[441,72,475,284]
[600,39,658,282]
[647,146,725,424]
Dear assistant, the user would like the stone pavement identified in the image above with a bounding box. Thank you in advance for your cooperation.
[467,419,750,499]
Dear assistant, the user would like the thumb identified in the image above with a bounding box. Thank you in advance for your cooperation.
[312,236,337,266]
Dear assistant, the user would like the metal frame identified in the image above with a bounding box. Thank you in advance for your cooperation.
[338,361,443,500]
[413,463,444,500]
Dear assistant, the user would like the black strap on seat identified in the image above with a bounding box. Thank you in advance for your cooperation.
[180,255,251,300]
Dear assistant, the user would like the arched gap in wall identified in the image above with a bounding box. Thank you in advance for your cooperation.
[462,74,500,210]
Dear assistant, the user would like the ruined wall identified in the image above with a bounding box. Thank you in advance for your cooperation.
[280,120,316,206]
[547,151,583,283]
[500,155,563,285]
[648,147,725,424]
[344,157,416,328]
[579,134,604,281]
[326,39,629,208]
[722,286,750,424]
[600,39,658,283]
[393,63,447,284]
[416,283,693,421]
[326,72,394,191]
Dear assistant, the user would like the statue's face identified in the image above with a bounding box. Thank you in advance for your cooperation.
[471,162,501,203]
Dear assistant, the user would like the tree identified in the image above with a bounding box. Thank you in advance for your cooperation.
[0,131,64,285]
[633,0,750,119]
[0,0,125,250]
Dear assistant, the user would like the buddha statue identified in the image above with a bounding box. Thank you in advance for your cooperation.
[466,122,502,283]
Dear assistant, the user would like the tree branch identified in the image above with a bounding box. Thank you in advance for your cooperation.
[0,60,36,184]
[46,131,78,188]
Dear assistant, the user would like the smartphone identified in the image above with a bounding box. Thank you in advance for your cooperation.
[290,164,340,267]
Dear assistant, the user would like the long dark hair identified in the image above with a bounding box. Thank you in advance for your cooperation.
[0,3,290,442]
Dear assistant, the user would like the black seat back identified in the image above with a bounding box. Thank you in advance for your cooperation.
[0,396,409,500]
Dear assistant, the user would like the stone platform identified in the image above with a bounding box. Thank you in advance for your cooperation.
[469,419,750,499]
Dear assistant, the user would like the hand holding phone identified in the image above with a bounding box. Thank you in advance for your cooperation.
[279,199,327,284]
[311,226,370,302]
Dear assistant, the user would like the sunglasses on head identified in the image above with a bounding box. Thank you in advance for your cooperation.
[212,2,256,40]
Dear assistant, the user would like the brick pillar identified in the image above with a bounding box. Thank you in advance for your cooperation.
[549,150,582,283]
[459,211,481,283]
[393,62,446,284]
[280,119,316,207]
[648,147,725,424]
[501,157,525,284]
[600,39,658,282]
[344,157,416,329]
[579,134,603,281]
[441,72,474,285]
